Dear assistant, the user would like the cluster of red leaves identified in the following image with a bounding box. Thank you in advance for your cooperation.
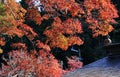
[62,56,83,74]
[0,48,62,77]
[35,40,51,51]
[68,36,83,46]
[44,32,69,50]
[67,57,83,70]
[44,31,83,50]
[84,0,119,37]
[0,21,37,39]
[44,17,83,50]
[40,0,84,17]
[2,21,37,40]
[62,18,83,34]
[18,23,37,40]
[25,8,42,25]
[89,23,114,37]
[84,0,118,19]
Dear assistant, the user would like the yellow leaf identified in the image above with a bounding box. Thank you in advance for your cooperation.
[0,48,3,54]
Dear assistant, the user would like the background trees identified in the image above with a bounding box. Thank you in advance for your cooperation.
[0,0,119,76]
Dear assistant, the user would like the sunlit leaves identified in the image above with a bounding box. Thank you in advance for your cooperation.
[89,23,114,37]
[44,31,83,50]
[44,17,83,50]
[0,47,3,54]
[6,0,26,20]
[44,31,68,50]
[0,0,26,38]
[68,36,84,46]
[84,0,118,37]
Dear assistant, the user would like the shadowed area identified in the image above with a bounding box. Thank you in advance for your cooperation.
[103,43,120,56]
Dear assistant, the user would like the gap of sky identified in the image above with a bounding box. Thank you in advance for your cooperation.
[15,0,21,2]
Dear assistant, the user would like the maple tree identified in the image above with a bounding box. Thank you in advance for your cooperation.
[0,0,119,76]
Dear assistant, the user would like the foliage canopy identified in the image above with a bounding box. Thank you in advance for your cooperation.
[0,0,119,76]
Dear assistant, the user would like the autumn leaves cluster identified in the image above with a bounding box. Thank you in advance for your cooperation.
[0,0,119,77]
